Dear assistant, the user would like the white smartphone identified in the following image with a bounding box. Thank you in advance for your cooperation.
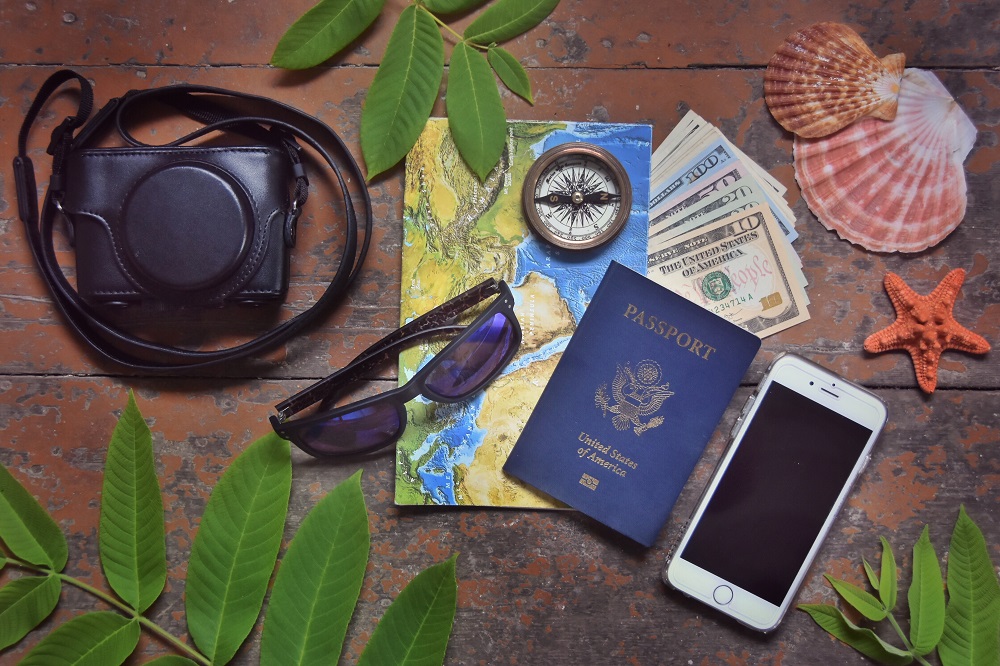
[663,353,888,632]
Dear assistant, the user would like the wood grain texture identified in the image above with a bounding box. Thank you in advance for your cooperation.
[0,0,997,663]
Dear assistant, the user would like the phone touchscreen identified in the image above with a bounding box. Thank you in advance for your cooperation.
[677,381,873,606]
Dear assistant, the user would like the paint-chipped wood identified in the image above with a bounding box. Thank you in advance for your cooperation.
[1,1,997,663]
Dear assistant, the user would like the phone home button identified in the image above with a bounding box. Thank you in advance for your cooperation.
[713,585,734,605]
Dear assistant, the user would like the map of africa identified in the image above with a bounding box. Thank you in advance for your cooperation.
[395,118,652,507]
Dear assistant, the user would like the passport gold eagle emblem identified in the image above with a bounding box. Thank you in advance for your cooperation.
[595,360,674,435]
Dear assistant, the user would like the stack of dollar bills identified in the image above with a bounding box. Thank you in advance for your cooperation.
[645,110,810,338]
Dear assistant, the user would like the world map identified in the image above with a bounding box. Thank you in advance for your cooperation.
[395,118,652,507]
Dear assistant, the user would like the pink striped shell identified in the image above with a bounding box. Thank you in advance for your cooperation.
[793,69,977,253]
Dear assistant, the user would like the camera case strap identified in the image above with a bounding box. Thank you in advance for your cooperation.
[13,69,372,372]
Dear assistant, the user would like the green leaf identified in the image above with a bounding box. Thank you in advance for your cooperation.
[186,433,292,665]
[271,0,387,69]
[0,575,61,649]
[826,574,888,622]
[879,536,899,612]
[446,41,507,180]
[357,554,459,666]
[0,464,68,571]
[19,611,140,666]
[360,4,444,180]
[464,0,560,44]
[908,526,945,656]
[799,604,914,665]
[422,0,489,13]
[939,506,1000,666]
[864,557,881,591]
[260,470,370,666]
[99,391,166,613]
[487,46,533,104]
[144,657,200,665]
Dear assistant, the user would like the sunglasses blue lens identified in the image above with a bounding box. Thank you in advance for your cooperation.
[298,400,402,455]
[425,312,515,399]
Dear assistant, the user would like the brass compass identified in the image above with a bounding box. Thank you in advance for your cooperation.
[521,142,633,251]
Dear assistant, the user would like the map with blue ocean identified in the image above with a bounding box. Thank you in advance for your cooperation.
[396,119,652,507]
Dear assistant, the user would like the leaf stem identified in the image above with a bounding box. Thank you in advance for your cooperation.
[8,558,212,666]
[419,4,488,50]
[885,612,933,666]
[134,615,213,666]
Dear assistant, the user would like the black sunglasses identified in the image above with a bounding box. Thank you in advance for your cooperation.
[270,279,521,458]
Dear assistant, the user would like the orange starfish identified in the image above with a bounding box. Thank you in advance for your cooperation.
[864,269,990,393]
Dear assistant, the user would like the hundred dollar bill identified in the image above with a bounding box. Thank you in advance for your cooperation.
[649,140,737,210]
[653,111,787,199]
[646,205,810,338]
[650,176,798,245]
[651,181,758,242]
[652,112,702,168]
[650,163,750,230]
[653,126,712,184]
[652,112,708,179]
[650,163,748,224]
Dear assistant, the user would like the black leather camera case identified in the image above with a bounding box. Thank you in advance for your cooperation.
[15,70,372,371]
[63,145,293,306]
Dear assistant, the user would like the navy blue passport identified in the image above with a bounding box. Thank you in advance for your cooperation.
[504,262,760,546]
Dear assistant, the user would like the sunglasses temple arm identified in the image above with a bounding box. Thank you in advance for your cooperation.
[275,279,502,419]
[274,322,476,421]
[337,279,501,374]
[364,278,500,358]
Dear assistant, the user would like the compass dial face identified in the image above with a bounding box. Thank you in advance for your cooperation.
[522,143,633,250]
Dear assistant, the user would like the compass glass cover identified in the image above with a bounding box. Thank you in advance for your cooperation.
[530,150,627,247]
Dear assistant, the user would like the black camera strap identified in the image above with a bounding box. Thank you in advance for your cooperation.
[13,69,372,373]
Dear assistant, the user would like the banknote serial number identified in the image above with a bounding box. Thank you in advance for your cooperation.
[711,294,754,313]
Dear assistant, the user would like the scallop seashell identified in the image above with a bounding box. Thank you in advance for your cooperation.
[765,22,905,138]
[793,68,978,253]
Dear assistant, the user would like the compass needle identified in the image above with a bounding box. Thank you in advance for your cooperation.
[522,142,633,250]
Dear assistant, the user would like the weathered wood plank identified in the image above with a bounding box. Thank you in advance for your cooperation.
[1,1,997,664]
[1,67,996,388]
[0,379,995,663]
[1,0,995,69]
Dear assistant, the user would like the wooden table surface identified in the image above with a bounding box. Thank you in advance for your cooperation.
[1,1,997,664]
